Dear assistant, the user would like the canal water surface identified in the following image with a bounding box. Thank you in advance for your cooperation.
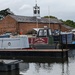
[0,49,75,75]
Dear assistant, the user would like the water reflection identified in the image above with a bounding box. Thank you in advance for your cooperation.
[20,57,69,75]
[20,63,68,75]
[19,63,29,72]
[1,49,75,75]
[34,63,52,73]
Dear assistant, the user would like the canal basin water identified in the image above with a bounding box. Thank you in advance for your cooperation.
[0,49,75,75]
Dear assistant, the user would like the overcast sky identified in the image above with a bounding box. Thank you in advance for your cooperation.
[0,0,75,21]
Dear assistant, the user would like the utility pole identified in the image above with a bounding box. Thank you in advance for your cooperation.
[48,6,50,28]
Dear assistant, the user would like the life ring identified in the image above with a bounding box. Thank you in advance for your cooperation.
[8,42,11,46]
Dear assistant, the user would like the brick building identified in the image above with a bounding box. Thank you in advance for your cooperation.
[0,14,72,34]
[0,3,72,34]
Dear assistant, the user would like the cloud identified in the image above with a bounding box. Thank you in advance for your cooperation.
[19,4,32,10]
[0,0,75,21]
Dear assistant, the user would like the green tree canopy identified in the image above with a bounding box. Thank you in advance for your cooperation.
[44,15,75,28]
[63,20,75,28]
[0,8,14,16]
[0,8,14,20]
[44,16,57,19]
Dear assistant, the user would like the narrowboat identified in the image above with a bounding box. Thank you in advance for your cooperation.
[0,35,29,49]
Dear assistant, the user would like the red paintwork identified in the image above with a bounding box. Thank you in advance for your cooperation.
[28,37,48,45]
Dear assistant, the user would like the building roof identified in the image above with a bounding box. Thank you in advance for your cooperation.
[61,24,73,29]
[9,15,62,24]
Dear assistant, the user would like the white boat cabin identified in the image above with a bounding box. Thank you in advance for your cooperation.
[0,35,29,49]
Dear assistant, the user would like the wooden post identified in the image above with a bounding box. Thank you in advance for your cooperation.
[66,51,68,61]
[66,34,68,60]
[61,34,64,58]
[66,34,67,49]
[58,24,64,58]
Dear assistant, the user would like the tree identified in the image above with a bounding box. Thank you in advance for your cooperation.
[44,16,57,19]
[63,20,75,28]
[44,15,75,28]
[0,8,14,20]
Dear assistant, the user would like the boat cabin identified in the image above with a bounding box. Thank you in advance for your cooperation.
[37,27,52,37]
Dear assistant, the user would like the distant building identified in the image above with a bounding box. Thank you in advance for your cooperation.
[0,3,72,34]
[0,15,72,34]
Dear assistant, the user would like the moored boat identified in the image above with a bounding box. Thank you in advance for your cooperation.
[28,27,75,49]
[28,27,58,49]
[0,35,29,49]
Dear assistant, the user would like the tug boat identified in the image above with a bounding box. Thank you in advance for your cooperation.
[28,27,58,49]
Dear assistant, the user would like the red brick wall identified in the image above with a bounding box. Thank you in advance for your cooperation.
[19,22,70,34]
[60,25,70,31]
[19,23,60,34]
[0,15,70,34]
[0,15,17,34]
[19,22,37,34]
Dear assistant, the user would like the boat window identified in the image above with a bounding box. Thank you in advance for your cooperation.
[49,29,51,35]
[44,30,47,36]
[72,34,75,41]
[39,30,43,36]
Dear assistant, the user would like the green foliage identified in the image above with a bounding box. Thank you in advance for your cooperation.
[26,30,37,34]
[63,20,75,28]
[44,16,57,19]
[0,8,14,19]
[59,19,64,22]
[44,15,75,28]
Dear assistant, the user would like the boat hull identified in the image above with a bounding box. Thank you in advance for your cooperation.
[0,35,29,49]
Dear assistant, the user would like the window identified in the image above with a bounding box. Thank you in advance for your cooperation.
[49,29,51,35]
[39,30,43,36]
[34,10,37,14]
[38,10,40,14]
[44,30,47,36]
